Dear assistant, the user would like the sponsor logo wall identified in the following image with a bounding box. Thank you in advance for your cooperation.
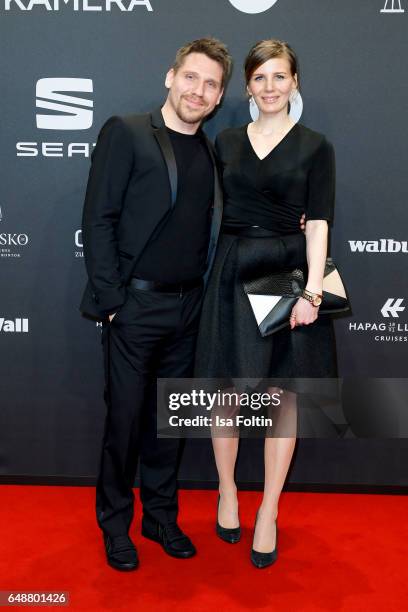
[36,78,94,131]
[16,79,96,159]
[0,207,29,259]
[349,299,407,344]
[380,0,405,13]
[74,229,83,258]
[1,0,407,485]
[349,239,408,253]
[0,318,29,333]
[228,0,279,14]
[4,0,154,11]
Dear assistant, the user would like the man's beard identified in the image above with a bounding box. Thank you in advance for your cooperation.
[175,96,209,125]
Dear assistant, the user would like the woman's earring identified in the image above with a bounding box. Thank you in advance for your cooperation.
[249,95,256,107]
[290,90,299,103]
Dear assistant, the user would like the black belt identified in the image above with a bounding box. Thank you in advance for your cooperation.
[129,276,203,296]
[221,225,279,238]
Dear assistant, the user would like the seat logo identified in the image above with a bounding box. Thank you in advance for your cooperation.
[36,78,93,130]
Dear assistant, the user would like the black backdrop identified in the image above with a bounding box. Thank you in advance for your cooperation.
[1,0,407,488]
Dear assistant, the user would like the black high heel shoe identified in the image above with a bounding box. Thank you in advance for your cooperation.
[216,494,241,544]
[251,511,278,569]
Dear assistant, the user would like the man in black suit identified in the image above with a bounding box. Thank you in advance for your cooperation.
[80,38,232,570]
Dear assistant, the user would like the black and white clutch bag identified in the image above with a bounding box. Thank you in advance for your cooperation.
[243,258,350,337]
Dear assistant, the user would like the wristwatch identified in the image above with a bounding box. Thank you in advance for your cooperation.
[301,289,322,307]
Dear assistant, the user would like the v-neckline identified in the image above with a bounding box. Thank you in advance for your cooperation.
[245,122,298,161]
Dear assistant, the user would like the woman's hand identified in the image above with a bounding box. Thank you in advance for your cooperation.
[289,297,319,330]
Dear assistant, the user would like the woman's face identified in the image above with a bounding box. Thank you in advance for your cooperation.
[247,56,297,117]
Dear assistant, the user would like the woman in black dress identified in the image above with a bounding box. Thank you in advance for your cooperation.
[195,40,336,567]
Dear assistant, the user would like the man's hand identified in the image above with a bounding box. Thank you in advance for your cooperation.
[108,313,116,322]
[300,213,306,232]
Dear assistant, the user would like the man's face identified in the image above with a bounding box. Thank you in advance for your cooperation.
[165,52,224,126]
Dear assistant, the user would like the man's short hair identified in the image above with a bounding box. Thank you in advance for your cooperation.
[173,37,232,88]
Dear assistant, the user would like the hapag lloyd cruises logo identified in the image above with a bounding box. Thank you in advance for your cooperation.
[0,318,29,333]
[349,299,407,343]
[381,299,405,318]
[17,78,96,159]
[4,0,153,11]
[349,239,408,253]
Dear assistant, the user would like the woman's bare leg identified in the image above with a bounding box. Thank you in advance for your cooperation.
[212,437,240,528]
[211,387,240,529]
[253,389,297,552]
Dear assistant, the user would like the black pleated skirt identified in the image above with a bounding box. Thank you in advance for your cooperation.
[195,228,337,383]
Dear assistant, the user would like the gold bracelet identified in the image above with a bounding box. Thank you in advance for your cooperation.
[301,290,322,307]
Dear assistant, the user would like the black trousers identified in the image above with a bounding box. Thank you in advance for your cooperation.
[96,283,203,537]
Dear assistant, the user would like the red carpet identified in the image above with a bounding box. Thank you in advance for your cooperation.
[0,486,407,611]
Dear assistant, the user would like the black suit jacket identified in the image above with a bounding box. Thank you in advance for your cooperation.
[80,107,223,319]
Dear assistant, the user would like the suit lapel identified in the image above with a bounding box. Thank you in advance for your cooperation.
[202,134,223,284]
[151,108,177,209]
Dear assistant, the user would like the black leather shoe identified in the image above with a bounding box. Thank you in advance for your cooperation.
[103,534,139,571]
[250,512,278,569]
[141,519,196,558]
[216,495,241,544]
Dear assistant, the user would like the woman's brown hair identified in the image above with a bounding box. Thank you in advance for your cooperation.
[244,39,299,89]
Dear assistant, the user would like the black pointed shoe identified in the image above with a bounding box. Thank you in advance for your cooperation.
[250,513,278,569]
[103,534,139,571]
[141,519,196,559]
[216,494,241,544]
